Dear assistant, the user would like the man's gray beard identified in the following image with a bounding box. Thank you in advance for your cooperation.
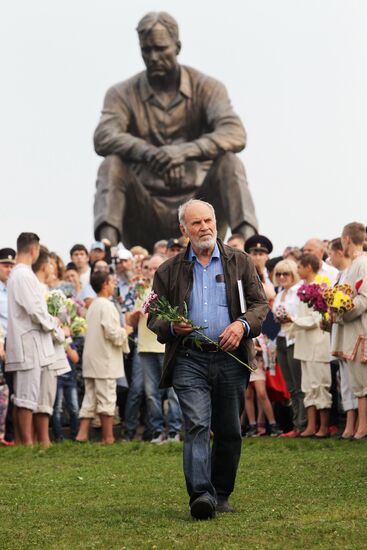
[192,234,217,251]
[118,269,134,281]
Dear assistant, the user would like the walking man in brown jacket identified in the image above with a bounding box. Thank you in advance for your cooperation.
[148,199,268,519]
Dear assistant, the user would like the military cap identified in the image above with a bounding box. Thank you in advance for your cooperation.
[245,235,273,255]
[167,238,185,250]
[0,248,16,264]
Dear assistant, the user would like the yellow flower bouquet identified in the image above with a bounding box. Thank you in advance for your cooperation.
[323,284,354,313]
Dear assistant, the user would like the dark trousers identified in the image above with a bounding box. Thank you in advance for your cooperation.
[276,337,306,431]
[52,376,80,440]
[172,347,249,506]
[4,371,14,442]
[329,360,340,426]
[124,348,146,437]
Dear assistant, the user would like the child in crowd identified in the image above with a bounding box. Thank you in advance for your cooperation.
[52,340,80,441]
[245,334,283,437]
[76,271,130,444]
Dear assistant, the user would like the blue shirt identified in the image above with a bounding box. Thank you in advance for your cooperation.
[0,281,8,335]
[80,283,97,302]
[187,243,232,342]
[118,277,135,313]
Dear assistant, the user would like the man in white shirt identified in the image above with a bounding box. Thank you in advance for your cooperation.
[328,238,357,439]
[336,223,367,439]
[6,233,63,445]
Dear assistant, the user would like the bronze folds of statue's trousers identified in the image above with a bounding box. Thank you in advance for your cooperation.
[94,153,258,250]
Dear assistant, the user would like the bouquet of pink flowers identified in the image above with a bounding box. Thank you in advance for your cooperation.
[142,291,256,372]
[273,304,290,323]
[297,283,328,315]
[297,278,355,321]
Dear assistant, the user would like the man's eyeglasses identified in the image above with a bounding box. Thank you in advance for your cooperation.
[275,271,291,277]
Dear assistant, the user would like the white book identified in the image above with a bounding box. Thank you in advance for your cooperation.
[237,280,247,313]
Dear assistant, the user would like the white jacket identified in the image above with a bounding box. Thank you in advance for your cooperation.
[82,297,129,379]
[332,254,367,363]
[5,264,63,372]
[288,301,330,362]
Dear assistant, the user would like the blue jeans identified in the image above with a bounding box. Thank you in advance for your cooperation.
[140,352,182,435]
[124,349,145,436]
[52,376,80,440]
[172,348,249,506]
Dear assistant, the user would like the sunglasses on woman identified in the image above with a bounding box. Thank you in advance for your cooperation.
[275,271,291,277]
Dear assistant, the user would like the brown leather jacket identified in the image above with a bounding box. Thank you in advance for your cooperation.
[148,239,269,387]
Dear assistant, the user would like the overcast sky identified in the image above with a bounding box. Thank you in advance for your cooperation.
[1,0,366,260]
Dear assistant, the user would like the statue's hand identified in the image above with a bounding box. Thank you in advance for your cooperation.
[148,145,187,175]
[164,165,186,187]
[143,146,160,164]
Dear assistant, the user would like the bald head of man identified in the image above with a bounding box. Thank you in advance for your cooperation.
[302,238,325,262]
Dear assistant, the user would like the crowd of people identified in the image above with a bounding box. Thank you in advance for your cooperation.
[0,219,366,448]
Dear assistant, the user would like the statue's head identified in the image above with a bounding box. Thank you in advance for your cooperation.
[137,12,181,78]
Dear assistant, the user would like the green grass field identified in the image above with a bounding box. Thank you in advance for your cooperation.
[1,438,366,550]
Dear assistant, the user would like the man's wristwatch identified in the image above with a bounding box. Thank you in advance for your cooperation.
[237,319,250,337]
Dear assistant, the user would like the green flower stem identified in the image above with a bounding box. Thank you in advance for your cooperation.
[152,297,256,373]
[192,329,256,373]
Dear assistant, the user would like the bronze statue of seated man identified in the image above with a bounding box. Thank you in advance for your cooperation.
[93,12,258,250]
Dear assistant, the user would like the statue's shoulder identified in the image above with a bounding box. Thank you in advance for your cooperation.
[182,65,227,93]
[106,71,146,97]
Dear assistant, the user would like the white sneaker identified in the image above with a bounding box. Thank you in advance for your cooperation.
[151,432,165,444]
[167,432,181,442]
